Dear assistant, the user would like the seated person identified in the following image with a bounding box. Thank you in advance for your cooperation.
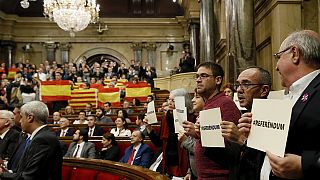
[51,111,61,124]
[73,110,88,124]
[110,117,131,137]
[86,115,104,137]
[56,117,74,137]
[64,129,96,158]
[96,133,120,161]
[135,113,147,136]
[104,102,114,115]
[95,107,113,124]
[64,105,75,116]
[119,130,153,168]
[117,109,131,123]
[84,103,93,116]
[122,100,133,114]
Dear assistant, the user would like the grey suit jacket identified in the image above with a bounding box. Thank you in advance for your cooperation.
[65,141,96,158]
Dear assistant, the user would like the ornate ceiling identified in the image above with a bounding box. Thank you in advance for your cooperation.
[0,0,184,18]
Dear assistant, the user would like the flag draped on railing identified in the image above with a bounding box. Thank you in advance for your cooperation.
[69,88,98,108]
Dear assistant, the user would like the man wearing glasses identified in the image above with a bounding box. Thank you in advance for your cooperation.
[191,62,241,180]
[239,30,320,180]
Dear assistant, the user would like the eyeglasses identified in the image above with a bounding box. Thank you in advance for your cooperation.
[273,46,292,60]
[234,83,266,90]
[194,73,215,80]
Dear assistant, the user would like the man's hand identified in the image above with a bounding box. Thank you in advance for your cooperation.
[184,173,191,180]
[237,112,253,138]
[220,121,246,145]
[266,151,303,179]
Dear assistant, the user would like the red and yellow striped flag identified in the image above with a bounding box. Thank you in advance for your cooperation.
[125,82,151,102]
[98,88,121,107]
[40,80,71,101]
[7,68,19,80]
[69,88,98,108]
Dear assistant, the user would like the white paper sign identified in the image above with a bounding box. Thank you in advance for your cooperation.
[174,96,185,109]
[247,99,293,157]
[199,108,225,147]
[268,90,285,99]
[173,109,185,133]
[146,101,158,124]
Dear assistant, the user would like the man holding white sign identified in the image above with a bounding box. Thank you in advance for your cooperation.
[192,62,241,180]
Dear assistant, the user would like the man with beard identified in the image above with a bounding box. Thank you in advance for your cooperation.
[95,107,113,124]
[64,129,96,158]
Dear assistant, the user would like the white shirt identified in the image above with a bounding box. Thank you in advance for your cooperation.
[139,125,146,132]
[60,128,69,137]
[260,69,320,180]
[30,125,46,140]
[73,141,85,158]
[0,128,10,139]
[110,128,131,137]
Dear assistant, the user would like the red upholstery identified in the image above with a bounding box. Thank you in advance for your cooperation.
[62,166,72,180]
[96,172,122,180]
[70,168,98,180]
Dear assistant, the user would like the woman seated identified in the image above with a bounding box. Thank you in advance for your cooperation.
[96,133,120,161]
[64,105,75,116]
[117,109,131,123]
[110,117,132,137]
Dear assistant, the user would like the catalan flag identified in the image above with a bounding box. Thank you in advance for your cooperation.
[40,80,71,101]
[98,87,121,107]
[69,88,98,108]
[125,82,151,102]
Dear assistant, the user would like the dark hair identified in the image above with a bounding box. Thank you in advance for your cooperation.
[103,132,118,146]
[147,95,154,101]
[79,110,86,115]
[197,62,224,78]
[133,98,141,106]
[87,114,96,120]
[104,102,111,107]
[79,128,89,142]
[117,109,128,119]
[96,107,105,114]
[118,117,128,130]
[137,113,145,121]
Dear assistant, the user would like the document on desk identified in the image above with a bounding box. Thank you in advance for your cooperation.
[247,99,293,157]
[146,101,158,124]
[199,108,225,147]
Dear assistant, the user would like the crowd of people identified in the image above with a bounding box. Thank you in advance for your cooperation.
[0,29,320,180]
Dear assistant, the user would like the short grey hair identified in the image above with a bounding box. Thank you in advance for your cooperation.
[170,88,193,113]
[0,110,14,127]
[281,30,320,67]
[21,101,49,125]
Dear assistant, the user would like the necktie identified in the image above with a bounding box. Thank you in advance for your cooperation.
[127,148,136,165]
[73,144,80,158]
[89,129,92,137]
[24,136,31,151]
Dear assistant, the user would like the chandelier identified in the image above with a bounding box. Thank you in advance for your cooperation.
[43,0,100,37]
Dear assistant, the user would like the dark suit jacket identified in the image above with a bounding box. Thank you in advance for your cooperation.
[6,132,28,171]
[97,146,120,161]
[0,126,63,180]
[270,73,320,180]
[120,143,153,168]
[86,126,104,136]
[56,128,74,137]
[64,141,96,158]
[0,128,19,159]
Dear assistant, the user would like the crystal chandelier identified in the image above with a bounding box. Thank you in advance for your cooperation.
[43,0,100,37]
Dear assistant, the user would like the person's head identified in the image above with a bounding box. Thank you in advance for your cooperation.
[76,76,83,83]
[59,117,70,129]
[13,105,22,128]
[65,106,74,115]
[159,101,169,113]
[90,77,97,84]
[85,103,92,112]
[95,107,104,118]
[104,102,111,112]
[87,115,96,128]
[102,132,117,148]
[132,98,141,106]
[20,101,49,134]
[192,88,205,113]
[168,88,193,112]
[236,67,272,111]
[122,100,130,108]
[222,83,236,99]
[78,110,86,120]
[117,109,128,118]
[73,129,89,143]
[130,130,144,146]
[53,111,61,121]
[195,62,224,100]
[136,113,145,126]
[55,72,62,80]
[147,95,154,102]
[115,117,128,129]
[0,110,14,134]
[276,30,320,88]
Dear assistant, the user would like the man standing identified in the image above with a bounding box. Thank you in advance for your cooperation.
[239,30,320,180]
[64,129,96,158]
[0,110,19,160]
[0,101,63,179]
[192,62,241,180]
[120,130,153,168]
[86,115,104,137]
